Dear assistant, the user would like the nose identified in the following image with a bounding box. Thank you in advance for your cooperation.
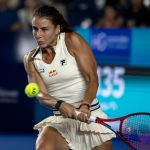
[35,30,42,39]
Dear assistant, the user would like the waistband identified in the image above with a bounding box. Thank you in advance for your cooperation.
[53,102,100,116]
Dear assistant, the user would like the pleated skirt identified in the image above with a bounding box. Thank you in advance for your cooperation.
[34,107,116,150]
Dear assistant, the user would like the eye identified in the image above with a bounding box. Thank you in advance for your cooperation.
[42,28,48,31]
[32,26,38,31]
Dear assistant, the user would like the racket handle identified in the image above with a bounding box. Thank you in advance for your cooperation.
[75,110,97,122]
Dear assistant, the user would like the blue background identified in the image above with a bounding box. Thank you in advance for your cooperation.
[131,29,150,67]
[76,27,150,118]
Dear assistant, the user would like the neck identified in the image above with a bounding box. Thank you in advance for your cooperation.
[42,47,54,53]
[41,34,59,52]
[50,34,59,47]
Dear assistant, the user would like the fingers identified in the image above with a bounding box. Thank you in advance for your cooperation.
[62,112,74,119]
[60,105,91,122]
[78,112,88,122]
[61,110,91,123]
[59,103,76,118]
[75,111,90,123]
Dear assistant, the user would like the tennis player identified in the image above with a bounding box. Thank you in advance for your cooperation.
[24,5,115,150]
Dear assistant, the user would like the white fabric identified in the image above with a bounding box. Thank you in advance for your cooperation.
[34,33,87,104]
[34,108,116,150]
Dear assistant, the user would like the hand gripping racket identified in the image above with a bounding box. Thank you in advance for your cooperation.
[76,111,150,150]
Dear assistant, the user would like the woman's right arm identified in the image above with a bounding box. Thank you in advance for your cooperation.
[23,51,76,118]
[24,51,58,108]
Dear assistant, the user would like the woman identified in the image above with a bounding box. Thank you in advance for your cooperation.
[24,5,115,150]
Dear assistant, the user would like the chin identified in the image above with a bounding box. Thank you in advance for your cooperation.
[39,44,47,48]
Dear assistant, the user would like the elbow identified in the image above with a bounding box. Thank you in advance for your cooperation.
[93,77,99,89]
[87,74,99,89]
[36,91,49,105]
[37,91,48,99]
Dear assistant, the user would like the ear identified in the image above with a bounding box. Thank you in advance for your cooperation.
[56,25,60,34]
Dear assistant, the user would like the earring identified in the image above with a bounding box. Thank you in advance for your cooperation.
[58,26,61,40]
[58,32,60,40]
[58,27,61,40]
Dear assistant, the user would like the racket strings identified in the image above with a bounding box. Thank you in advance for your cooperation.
[121,114,150,150]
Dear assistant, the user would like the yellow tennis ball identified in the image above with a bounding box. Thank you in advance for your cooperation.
[25,82,40,98]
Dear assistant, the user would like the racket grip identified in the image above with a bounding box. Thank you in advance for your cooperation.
[75,110,97,122]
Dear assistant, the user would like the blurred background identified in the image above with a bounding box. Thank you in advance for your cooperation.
[0,0,150,149]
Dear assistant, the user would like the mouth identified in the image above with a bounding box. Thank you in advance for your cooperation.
[37,41,44,45]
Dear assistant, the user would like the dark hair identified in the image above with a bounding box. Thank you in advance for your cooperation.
[32,5,73,33]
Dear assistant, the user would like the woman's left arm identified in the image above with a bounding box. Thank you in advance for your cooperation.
[68,32,99,103]
[66,32,99,121]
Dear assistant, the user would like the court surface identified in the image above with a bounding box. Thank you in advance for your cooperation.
[0,134,131,150]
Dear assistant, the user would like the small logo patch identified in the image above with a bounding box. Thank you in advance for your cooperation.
[60,59,67,66]
[49,69,57,77]
[38,68,45,73]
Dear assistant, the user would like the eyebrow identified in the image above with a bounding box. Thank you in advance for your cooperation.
[41,27,49,29]
[32,26,49,29]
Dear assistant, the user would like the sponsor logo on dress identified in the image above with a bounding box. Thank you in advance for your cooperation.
[38,68,45,73]
[60,59,67,66]
[49,69,57,77]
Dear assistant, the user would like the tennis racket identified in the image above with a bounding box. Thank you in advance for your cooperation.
[76,111,150,150]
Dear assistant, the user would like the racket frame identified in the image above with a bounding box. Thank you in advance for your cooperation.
[95,112,150,150]
[76,111,150,150]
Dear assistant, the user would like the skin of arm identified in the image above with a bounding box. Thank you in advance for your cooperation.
[66,32,99,104]
[66,32,99,121]
[24,51,77,118]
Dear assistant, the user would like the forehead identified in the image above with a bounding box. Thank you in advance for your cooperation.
[32,17,54,27]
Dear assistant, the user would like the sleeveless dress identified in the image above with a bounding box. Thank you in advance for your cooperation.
[33,32,115,150]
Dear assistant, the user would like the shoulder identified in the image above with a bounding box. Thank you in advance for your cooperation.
[24,49,36,64]
[65,32,85,45]
[65,32,88,51]
[23,49,37,73]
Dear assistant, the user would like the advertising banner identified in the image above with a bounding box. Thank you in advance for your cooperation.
[90,28,131,65]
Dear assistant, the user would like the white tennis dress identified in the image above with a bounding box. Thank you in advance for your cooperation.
[33,33,115,150]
